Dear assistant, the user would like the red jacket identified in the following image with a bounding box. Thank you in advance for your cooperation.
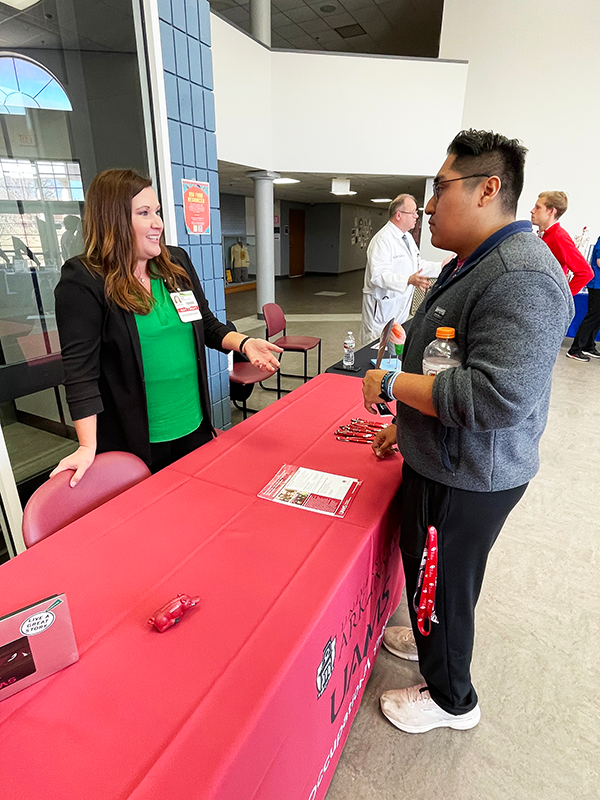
[541,222,593,295]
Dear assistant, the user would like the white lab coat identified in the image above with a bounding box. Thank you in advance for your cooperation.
[360,221,442,344]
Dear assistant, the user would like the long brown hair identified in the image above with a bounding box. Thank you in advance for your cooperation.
[82,169,191,313]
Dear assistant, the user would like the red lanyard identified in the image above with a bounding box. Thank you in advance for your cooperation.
[413,525,438,636]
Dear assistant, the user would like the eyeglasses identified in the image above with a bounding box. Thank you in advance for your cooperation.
[397,209,419,217]
[432,174,492,200]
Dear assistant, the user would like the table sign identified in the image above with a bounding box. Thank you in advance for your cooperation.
[258,464,361,517]
[0,594,78,701]
[182,179,210,234]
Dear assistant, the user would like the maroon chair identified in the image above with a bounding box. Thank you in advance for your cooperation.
[229,361,275,419]
[22,451,151,548]
[262,302,321,398]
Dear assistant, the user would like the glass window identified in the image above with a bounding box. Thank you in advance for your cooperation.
[0,0,153,560]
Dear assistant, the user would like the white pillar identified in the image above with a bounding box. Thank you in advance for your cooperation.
[248,170,280,318]
[250,0,271,47]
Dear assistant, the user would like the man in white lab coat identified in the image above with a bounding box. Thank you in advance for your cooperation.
[360,194,443,344]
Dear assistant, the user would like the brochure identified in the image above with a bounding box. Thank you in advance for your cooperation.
[258,465,361,518]
[0,593,78,701]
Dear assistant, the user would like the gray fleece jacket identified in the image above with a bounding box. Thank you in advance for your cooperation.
[398,220,574,492]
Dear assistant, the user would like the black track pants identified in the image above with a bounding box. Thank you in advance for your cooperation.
[399,462,527,715]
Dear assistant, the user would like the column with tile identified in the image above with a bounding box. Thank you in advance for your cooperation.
[157,0,230,429]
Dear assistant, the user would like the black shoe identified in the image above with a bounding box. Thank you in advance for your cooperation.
[582,347,600,359]
[566,351,590,362]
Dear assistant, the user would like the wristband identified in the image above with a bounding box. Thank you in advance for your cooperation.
[380,370,402,403]
[239,336,251,355]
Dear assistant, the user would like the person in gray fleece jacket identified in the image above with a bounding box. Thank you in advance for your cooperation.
[362,129,574,734]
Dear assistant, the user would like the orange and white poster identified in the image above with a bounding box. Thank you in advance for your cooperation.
[182,179,210,235]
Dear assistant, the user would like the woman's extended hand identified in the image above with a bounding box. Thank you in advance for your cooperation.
[49,445,96,487]
[243,338,282,372]
[372,425,398,459]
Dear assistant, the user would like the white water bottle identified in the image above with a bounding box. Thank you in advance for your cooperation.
[343,331,356,368]
[422,327,460,376]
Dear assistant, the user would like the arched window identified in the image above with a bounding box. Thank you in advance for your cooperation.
[0,54,72,115]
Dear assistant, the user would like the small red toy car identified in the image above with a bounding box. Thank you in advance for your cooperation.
[148,594,200,632]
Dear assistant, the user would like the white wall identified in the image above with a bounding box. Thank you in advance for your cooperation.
[440,0,600,240]
[211,15,272,169]
[211,13,468,177]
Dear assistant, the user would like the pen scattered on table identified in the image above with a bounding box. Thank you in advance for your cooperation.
[335,418,389,443]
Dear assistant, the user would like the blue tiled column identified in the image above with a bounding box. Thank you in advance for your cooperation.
[157,0,231,429]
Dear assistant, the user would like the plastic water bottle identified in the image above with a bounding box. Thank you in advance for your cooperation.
[422,327,460,376]
[343,331,356,368]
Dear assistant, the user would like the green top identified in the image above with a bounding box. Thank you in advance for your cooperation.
[134,277,202,443]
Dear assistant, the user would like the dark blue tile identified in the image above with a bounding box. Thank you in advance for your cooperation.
[191,82,205,128]
[200,43,213,90]
[208,346,218,373]
[185,0,200,39]
[187,243,200,272]
[174,29,190,79]
[172,0,186,31]
[212,245,221,279]
[157,0,172,24]
[164,71,179,120]
[204,278,216,309]
[219,368,229,399]
[208,171,220,208]
[193,128,207,168]
[206,131,218,170]
[203,88,215,131]
[168,119,182,164]
[210,208,221,244]
[177,78,193,124]
[211,401,223,430]
[209,373,220,403]
[160,21,176,73]
[221,399,232,428]
[214,280,226,312]
[199,0,211,46]
[181,123,195,166]
[176,209,189,246]
[171,163,184,194]
[188,38,203,86]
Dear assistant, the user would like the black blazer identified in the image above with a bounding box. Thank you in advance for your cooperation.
[55,246,230,465]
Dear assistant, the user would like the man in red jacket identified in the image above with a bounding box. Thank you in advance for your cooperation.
[531,191,593,302]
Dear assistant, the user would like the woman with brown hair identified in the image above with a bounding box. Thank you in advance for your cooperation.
[52,169,281,484]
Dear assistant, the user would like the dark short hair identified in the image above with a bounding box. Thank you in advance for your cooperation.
[447,129,528,214]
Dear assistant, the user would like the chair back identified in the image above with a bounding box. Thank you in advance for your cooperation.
[22,451,151,548]
[263,303,286,338]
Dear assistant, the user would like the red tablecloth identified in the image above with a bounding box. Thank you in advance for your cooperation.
[0,373,404,800]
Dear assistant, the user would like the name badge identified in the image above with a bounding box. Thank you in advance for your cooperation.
[169,290,202,323]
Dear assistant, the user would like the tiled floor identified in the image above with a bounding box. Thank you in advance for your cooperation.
[228,274,600,800]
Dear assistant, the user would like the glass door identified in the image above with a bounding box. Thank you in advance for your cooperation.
[0,0,153,561]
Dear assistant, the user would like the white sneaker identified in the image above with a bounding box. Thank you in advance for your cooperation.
[382,625,419,661]
[380,683,481,734]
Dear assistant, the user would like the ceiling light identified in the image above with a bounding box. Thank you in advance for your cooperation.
[320,4,337,12]
[371,198,393,203]
[2,0,40,9]
[273,177,300,185]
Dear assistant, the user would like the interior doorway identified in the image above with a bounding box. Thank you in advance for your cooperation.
[289,209,305,277]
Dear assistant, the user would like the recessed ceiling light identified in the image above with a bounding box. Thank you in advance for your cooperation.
[331,190,357,196]
[320,4,337,13]
[273,177,300,185]
[371,198,393,203]
[2,0,40,9]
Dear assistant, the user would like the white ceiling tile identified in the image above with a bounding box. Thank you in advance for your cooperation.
[298,18,332,34]
[284,6,319,23]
